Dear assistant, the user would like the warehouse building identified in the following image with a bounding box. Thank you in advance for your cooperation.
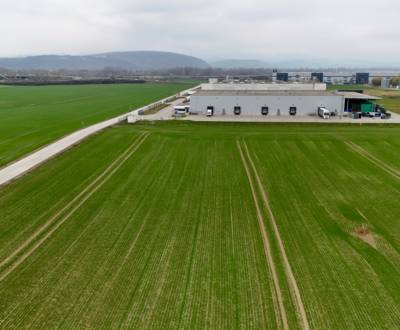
[190,83,379,117]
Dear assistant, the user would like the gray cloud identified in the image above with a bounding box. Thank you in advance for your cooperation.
[0,0,399,66]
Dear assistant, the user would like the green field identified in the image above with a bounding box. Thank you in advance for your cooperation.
[0,122,400,329]
[328,84,400,114]
[0,82,196,167]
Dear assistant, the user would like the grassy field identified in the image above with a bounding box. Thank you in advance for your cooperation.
[328,84,400,114]
[0,122,399,329]
[0,82,196,167]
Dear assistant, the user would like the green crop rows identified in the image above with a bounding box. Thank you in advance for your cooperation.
[0,82,196,167]
[0,122,399,329]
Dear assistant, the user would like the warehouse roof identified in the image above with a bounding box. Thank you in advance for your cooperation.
[200,83,327,91]
[194,90,339,96]
[335,91,381,100]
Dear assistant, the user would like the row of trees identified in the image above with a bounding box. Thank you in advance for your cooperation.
[371,77,400,87]
[0,66,274,79]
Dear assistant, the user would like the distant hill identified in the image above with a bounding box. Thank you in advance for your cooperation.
[0,51,209,71]
[211,59,270,69]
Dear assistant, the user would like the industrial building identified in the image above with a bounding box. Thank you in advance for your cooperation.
[190,83,380,117]
[311,72,324,83]
[356,73,370,84]
[276,73,289,82]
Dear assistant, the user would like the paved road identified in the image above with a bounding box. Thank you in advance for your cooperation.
[139,99,184,121]
[0,86,199,187]
[0,115,127,187]
[184,112,400,124]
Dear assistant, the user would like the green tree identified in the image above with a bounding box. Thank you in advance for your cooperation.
[371,77,382,87]
[390,76,400,86]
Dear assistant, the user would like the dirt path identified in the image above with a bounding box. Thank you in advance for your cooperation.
[0,132,150,282]
[239,139,310,330]
[237,140,289,330]
[345,142,400,180]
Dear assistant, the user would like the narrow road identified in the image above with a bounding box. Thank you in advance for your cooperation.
[138,98,186,121]
[0,86,198,187]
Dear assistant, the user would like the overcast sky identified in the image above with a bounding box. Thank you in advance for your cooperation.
[0,0,399,65]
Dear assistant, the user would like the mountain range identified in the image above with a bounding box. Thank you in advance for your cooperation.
[0,51,209,71]
[0,51,399,71]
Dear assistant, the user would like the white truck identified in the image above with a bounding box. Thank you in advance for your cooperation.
[207,106,214,117]
[174,105,189,116]
[318,107,330,119]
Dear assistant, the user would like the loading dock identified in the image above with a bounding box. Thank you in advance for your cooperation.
[190,90,343,117]
[337,91,381,113]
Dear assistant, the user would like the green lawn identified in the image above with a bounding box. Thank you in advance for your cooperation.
[328,84,400,114]
[0,122,399,329]
[0,83,196,167]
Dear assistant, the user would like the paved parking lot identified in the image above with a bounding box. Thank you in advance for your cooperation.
[184,112,400,124]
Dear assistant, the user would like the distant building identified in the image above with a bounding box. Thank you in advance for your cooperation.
[356,73,370,84]
[311,73,324,83]
[381,78,390,88]
[276,73,289,82]
[323,75,354,85]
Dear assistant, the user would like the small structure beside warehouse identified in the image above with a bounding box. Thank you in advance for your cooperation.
[336,91,382,115]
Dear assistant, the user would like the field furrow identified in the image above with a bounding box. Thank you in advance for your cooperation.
[345,141,400,180]
[0,125,281,329]
[0,132,149,281]
[246,134,400,329]
[1,122,399,329]
[237,139,290,330]
[239,139,310,330]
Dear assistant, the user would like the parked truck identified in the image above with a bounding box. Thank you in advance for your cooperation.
[318,107,330,119]
[174,105,190,116]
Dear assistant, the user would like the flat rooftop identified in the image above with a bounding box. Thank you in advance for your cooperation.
[194,90,338,96]
[200,83,327,91]
[335,91,381,100]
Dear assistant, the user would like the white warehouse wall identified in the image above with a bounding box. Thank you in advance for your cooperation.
[190,94,344,117]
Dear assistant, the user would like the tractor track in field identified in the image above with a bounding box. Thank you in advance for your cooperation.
[345,141,400,180]
[237,140,289,330]
[238,139,310,330]
[0,132,150,282]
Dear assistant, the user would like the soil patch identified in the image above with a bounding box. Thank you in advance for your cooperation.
[353,226,377,248]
